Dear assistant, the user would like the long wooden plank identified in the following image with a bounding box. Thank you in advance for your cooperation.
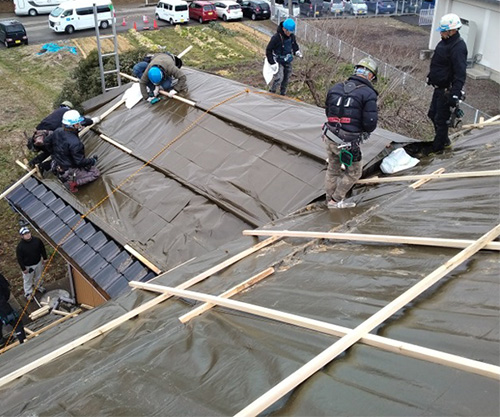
[234,223,500,417]
[0,236,279,386]
[100,134,133,154]
[357,169,500,184]
[130,281,500,380]
[79,98,127,136]
[124,244,162,275]
[410,167,445,189]
[0,168,37,200]
[241,230,500,251]
[179,267,275,323]
[118,72,196,107]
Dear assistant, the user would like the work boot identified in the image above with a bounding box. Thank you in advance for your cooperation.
[36,286,47,294]
[24,292,33,301]
[327,199,356,209]
[66,181,78,193]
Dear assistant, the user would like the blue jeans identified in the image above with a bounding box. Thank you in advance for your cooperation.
[132,62,149,78]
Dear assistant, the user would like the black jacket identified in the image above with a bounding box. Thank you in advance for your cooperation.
[36,106,71,131]
[266,22,299,65]
[0,273,12,320]
[427,32,467,97]
[325,75,378,135]
[47,127,95,170]
[16,236,47,271]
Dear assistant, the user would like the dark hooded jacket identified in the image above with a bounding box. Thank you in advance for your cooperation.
[47,127,95,170]
[266,22,299,66]
[325,75,378,135]
[427,32,467,98]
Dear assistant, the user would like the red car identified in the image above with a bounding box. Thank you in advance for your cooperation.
[189,1,218,23]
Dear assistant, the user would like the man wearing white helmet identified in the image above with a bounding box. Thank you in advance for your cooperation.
[16,227,47,301]
[27,102,99,175]
[45,109,100,193]
[426,13,467,154]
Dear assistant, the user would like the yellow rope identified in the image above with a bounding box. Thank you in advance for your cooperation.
[1,89,248,354]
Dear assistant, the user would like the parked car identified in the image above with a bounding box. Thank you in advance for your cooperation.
[14,0,61,16]
[188,0,217,23]
[214,1,243,20]
[0,20,28,48]
[155,0,189,25]
[239,0,270,20]
[271,0,300,17]
[324,0,344,15]
[49,0,113,34]
[298,0,323,17]
[343,0,366,15]
[365,0,395,14]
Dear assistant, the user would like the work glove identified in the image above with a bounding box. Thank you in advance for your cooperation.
[28,159,36,168]
[166,89,178,98]
[270,63,279,73]
[89,155,98,166]
[295,50,303,58]
[448,94,459,108]
[147,96,155,103]
[153,86,162,97]
[91,116,101,124]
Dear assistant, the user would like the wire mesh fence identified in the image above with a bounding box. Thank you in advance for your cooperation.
[290,18,490,124]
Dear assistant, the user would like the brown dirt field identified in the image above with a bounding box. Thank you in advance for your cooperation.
[312,17,500,116]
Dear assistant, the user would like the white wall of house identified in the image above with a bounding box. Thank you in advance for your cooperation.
[429,0,500,81]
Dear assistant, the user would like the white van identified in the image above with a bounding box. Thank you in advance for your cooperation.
[14,0,61,16]
[49,0,113,34]
[155,0,189,25]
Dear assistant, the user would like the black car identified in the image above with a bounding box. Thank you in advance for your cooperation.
[239,0,270,20]
[0,20,28,48]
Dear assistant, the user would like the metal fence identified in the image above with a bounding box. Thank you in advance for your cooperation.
[272,14,490,124]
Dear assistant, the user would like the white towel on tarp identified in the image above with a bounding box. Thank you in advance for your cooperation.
[380,148,419,174]
[263,58,278,85]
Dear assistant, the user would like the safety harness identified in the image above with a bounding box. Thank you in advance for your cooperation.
[323,81,369,166]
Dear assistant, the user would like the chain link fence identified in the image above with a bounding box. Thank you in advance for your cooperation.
[279,16,491,124]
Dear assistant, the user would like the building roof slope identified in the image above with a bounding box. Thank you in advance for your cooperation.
[0,118,498,415]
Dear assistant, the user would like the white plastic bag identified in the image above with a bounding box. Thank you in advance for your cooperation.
[263,58,278,85]
[380,148,419,174]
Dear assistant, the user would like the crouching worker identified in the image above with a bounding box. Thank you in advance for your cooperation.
[0,273,26,346]
[48,110,100,193]
[139,52,187,102]
[27,101,99,176]
[323,57,379,209]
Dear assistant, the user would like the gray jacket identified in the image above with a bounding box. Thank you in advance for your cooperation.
[139,53,188,98]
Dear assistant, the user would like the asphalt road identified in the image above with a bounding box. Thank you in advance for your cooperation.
[0,5,177,47]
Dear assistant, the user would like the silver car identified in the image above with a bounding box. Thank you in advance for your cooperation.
[324,0,344,14]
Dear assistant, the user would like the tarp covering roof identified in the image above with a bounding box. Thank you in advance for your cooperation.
[0,117,498,415]
[13,68,409,276]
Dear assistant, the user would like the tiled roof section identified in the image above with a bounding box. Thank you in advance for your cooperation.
[6,177,156,299]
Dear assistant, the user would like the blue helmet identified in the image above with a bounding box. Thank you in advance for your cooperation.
[283,18,295,33]
[148,66,164,85]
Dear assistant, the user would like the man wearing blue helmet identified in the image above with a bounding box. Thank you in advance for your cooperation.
[265,18,302,96]
[139,52,187,102]
[426,13,467,154]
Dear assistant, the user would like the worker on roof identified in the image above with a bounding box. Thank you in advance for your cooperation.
[426,13,467,154]
[16,227,47,301]
[46,110,100,193]
[323,57,379,209]
[0,272,26,346]
[132,54,154,79]
[139,52,187,102]
[265,18,302,96]
[27,101,99,176]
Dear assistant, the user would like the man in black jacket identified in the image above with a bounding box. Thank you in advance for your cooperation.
[0,273,26,346]
[28,102,99,175]
[323,57,379,209]
[265,18,302,96]
[47,109,100,193]
[16,227,47,300]
[426,13,467,154]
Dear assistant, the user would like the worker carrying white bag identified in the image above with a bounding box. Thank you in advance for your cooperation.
[380,148,419,174]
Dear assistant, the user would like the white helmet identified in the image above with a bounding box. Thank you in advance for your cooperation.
[438,13,462,32]
[62,110,84,127]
